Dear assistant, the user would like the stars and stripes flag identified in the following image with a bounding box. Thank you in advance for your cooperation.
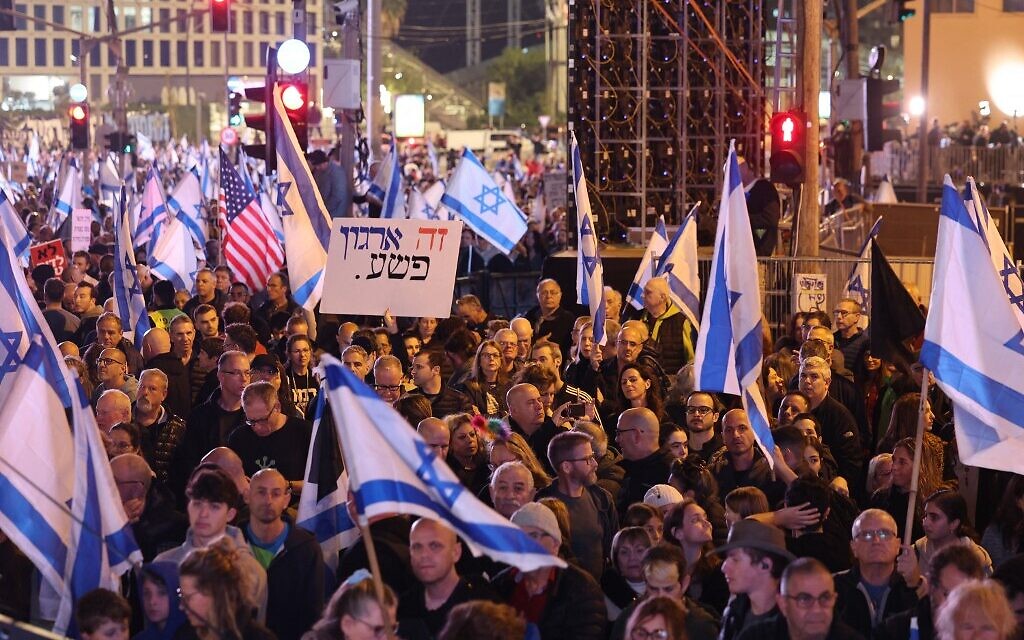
[219,148,283,292]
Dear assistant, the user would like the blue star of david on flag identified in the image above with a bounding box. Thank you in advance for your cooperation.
[0,330,22,376]
[276,181,295,217]
[474,185,506,216]
[413,440,465,508]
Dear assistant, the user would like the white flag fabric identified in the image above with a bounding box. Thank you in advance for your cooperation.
[441,148,528,255]
[48,155,81,231]
[318,355,566,572]
[0,189,30,267]
[134,167,170,258]
[920,176,1024,473]
[653,206,701,329]
[136,131,157,162]
[113,186,153,347]
[963,177,1024,332]
[572,131,607,346]
[368,138,406,219]
[693,142,775,461]
[149,209,199,294]
[625,216,669,311]
[167,167,209,258]
[258,175,286,245]
[99,154,122,207]
[272,85,333,311]
[874,176,898,204]
[842,216,882,331]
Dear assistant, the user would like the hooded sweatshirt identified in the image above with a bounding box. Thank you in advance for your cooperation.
[133,561,188,640]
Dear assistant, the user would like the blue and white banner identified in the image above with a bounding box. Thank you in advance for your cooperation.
[572,131,607,347]
[626,216,669,311]
[963,176,1024,332]
[441,148,528,255]
[149,207,199,294]
[694,142,775,462]
[258,174,286,245]
[47,156,81,231]
[99,154,122,207]
[272,84,333,311]
[55,379,142,634]
[318,355,565,571]
[920,176,1024,473]
[654,205,701,329]
[113,186,152,348]
[407,181,446,221]
[0,189,30,267]
[134,166,169,258]
[842,216,882,331]
[167,167,208,259]
[368,137,406,219]
[297,392,359,571]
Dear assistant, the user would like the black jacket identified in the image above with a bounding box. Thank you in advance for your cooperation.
[617,449,676,514]
[521,306,576,362]
[169,388,246,504]
[137,408,187,487]
[877,596,935,640]
[241,522,325,640]
[720,594,782,640]
[493,563,607,640]
[397,575,499,640]
[833,565,920,639]
[508,416,567,476]
[735,615,865,640]
[145,351,193,419]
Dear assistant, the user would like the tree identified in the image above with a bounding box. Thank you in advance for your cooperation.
[487,46,547,127]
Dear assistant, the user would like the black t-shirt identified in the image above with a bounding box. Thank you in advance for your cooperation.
[397,577,498,640]
[227,416,313,480]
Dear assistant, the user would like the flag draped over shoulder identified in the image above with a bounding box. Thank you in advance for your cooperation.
[920,176,1024,472]
[441,148,528,255]
[113,186,153,347]
[654,206,701,329]
[869,238,925,368]
[272,85,333,311]
[693,142,775,461]
[572,131,606,346]
[220,148,284,292]
[297,392,359,571]
[626,216,668,311]
[318,355,565,572]
[842,217,882,331]
[368,137,406,219]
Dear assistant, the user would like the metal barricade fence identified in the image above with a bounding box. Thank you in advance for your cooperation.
[454,271,543,320]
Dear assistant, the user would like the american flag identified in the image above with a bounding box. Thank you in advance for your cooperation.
[219,148,284,291]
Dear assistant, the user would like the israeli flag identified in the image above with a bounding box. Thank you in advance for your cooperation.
[963,177,1024,332]
[441,148,528,255]
[694,142,775,462]
[258,174,287,245]
[167,167,209,258]
[572,131,607,347]
[842,216,882,331]
[368,137,406,219]
[654,205,701,329]
[200,147,216,202]
[920,176,1024,473]
[272,84,333,311]
[113,186,152,348]
[297,392,359,571]
[149,207,199,294]
[47,155,81,231]
[318,355,566,572]
[426,138,439,176]
[134,166,170,258]
[99,154,122,207]
[55,378,143,635]
[238,146,257,195]
[625,216,669,311]
[408,181,446,221]
[0,189,30,267]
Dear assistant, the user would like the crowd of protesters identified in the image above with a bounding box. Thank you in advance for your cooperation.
[1,135,1023,640]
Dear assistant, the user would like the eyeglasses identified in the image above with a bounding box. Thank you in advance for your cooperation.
[784,592,838,609]
[177,588,201,608]
[616,428,640,438]
[631,629,670,640]
[221,369,252,378]
[566,454,598,464]
[855,529,897,542]
[245,404,280,427]
[685,406,713,415]
[351,616,398,639]
[833,309,856,316]
[96,357,126,367]
[374,384,402,393]
[616,340,642,348]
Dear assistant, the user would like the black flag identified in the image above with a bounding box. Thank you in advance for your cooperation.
[870,238,926,370]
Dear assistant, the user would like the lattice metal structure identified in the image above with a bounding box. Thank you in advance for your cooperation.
[567,0,766,234]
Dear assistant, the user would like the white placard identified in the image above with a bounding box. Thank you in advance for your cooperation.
[793,272,827,314]
[71,208,92,252]
[321,218,464,318]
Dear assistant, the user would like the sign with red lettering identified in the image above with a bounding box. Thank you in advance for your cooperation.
[30,239,67,275]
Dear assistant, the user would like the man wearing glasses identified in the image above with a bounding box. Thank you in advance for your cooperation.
[228,381,312,489]
[92,348,139,405]
[833,509,921,638]
[538,431,618,582]
[684,391,722,463]
[833,299,869,378]
[372,355,406,404]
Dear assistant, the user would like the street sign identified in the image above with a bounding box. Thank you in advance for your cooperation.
[220,127,238,146]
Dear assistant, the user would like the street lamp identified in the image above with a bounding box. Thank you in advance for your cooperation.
[278,39,310,75]
[909,96,926,117]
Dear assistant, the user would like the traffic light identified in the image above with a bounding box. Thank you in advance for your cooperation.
[889,0,915,23]
[69,103,89,150]
[769,110,806,185]
[279,79,309,151]
[243,46,279,171]
[865,77,902,152]
[211,0,230,33]
[105,131,136,154]
[228,90,243,126]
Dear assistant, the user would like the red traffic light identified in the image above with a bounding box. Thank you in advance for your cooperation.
[281,84,305,111]
[69,105,87,122]
[769,110,806,184]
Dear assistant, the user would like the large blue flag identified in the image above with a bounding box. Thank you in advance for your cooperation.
[272,84,333,311]
[920,176,1024,472]
[693,142,774,461]
[318,355,565,572]
[842,216,882,331]
[113,186,152,348]
[368,137,406,219]
[149,207,199,294]
[572,131,606,346]
[654,205,701,329]
[441,148,528,255]
[626,216,669,311]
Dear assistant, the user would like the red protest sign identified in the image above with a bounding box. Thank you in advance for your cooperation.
[30,239,67,275]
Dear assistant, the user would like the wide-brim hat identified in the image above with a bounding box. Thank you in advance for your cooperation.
[714,518,796,561]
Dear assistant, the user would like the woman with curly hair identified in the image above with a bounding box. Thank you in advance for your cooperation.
[878,392,955,486]
[176,539,274,640]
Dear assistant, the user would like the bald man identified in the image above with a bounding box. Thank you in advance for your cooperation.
[96,389,132,433]
[417,417,450,460]
[58,341,80,357]
[110,454,188,561]
[242,469,326,640]
[398,518,498,638]
[640,276,697,373]
[141,327,192,418]
[614,407,675,514]
[709,409,786,506]
[510,317,534,361]
[201,447,251,498]
[506,383,566,474]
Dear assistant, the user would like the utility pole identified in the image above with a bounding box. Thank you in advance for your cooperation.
[845,0,863,191]
[916,0,931,203]
[337,6,359,217]
[366,0,381,158]
[797,0,822,256]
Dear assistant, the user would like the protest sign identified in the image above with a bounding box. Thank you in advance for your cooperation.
[793,273,827,314]
[30,239,67,275]
[71,208,92,252]
[321,218,463,318]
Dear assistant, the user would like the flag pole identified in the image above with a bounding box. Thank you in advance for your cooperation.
[903,367,931,547]
[331,408,397,640]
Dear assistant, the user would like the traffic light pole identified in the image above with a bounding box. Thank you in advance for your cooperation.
[845,0,864,191]
[916,0,931,203]
[797,0,821,257]
[338,7,360,217]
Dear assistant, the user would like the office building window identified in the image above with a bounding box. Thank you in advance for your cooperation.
[1006,0,1024,9]
[89,43,99,64]
[160,40,170,67]
[194,11,203,33]
[141,8,152,31]
[933,0,974,10]
[259,42,267,65]
[243,11,253,33]
[34,37,45,65]
[123,7,137,29]
[125,39,136,66]
[15,37,26,66]
[69,7,82,30]
[243,42,253,67]
[176,9,187,33]
[14,5,26,30]
[177,40,187,66]
[211,40,221,67]
[159,8,170,33]
[259,12,269,34]
[33,5,43,30]
[309,43,316,67]
[52,6,64,25]
[143,40,153,65]
[53,38,65,66]
[275,12,285,35]
[0,38,7,66]
[193,40,203,67]
[88,6,100,31]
